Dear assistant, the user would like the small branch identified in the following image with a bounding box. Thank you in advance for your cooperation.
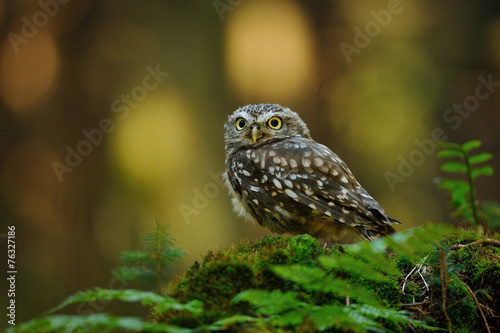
[439,246,453,333]
[450,239,500,251]
[401,300,430,307]
[463,283,491,333]
[402,255,429,295]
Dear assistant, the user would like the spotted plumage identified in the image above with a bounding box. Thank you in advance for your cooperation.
[223,104,400,241]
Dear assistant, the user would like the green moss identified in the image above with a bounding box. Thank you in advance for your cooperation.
[429,231,500,331]
[446,277,477,329]
[157,235,328,326]
[155,230,500,331]
[402,281,421,304]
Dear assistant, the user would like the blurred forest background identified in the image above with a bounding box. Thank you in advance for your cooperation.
[0,0,500,325]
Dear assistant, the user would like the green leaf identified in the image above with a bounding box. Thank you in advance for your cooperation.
[272,265,325,284]
[47,288,196,316]
[271,265,382,307]
[211,315,258,329]
[471,165,494,180]
[438,179,469,191]
[441,161,467,173]
[469,152,493,165]
[232,290,305,315]
[437,149,464,159]
[462,140,481,152]
[10,314,191,333]
[437,142,462,150]
[318,256,388,282]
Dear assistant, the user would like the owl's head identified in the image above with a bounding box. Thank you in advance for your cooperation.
[224,104,311,151]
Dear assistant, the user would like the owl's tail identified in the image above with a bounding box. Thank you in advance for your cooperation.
[358,216,401,241]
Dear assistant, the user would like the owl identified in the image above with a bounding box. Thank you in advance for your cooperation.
[223,104,400,241]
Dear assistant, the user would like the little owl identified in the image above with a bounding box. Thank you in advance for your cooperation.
[223,104,400,241]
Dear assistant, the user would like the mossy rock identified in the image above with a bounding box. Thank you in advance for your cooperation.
[155,234,401,329]
[160,235,327,327]
[154,228,500,332]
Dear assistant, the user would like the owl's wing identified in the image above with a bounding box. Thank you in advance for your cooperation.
[262,137,397,232]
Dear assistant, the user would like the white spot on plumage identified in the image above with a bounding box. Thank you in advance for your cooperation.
[341,176,348,184]
[313,158,323,167]
[289,159,298,168]
[319,165,329,173]
[280,157,288,166]
[252,199,259,205]
[272,178,283,190]
[317,180,323,187]
[275,205,292,219]
[332,169,339,176]
[305,189,314,196]
[302,158,311,167]
[249,185,261,192]
[284,180,293,188]
[289,173,297,180]
[325,210,332,217]
[308,203,317,210]
[285,189,298,199]
[242,170,251,177]
[269,150,276,157]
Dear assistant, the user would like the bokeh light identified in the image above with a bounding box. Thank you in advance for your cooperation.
[0,31,59,112]
[224,0,315,102]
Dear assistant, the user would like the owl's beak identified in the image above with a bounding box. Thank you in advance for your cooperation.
[251,126,259,143]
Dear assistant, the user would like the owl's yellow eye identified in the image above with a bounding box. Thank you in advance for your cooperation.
[236,118,246,130]
[267,117,282,129]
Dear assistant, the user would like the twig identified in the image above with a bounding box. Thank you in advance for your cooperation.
[450,239,500,251]
[439,246,452,333]
[463,283,491,333]
[401,300,430,307]
[402,256,430,295]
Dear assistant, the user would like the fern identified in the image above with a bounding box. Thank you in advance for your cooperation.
[8,288,203,333]
[112,220,185,291]
[436,140,494,225]
[223,224,458,332]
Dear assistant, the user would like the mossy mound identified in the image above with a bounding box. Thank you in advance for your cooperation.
[159,235,329,327]
[154,234,401,329]
[154,228,500,332]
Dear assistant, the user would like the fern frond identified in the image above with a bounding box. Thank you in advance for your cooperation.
[436,140,494,225]
[8,313,191,333]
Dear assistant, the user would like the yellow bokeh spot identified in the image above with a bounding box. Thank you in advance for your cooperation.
[111,94,195,191]
[224,0,314,101]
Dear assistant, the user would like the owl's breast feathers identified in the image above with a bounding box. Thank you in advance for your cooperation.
[225,136,400,240]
